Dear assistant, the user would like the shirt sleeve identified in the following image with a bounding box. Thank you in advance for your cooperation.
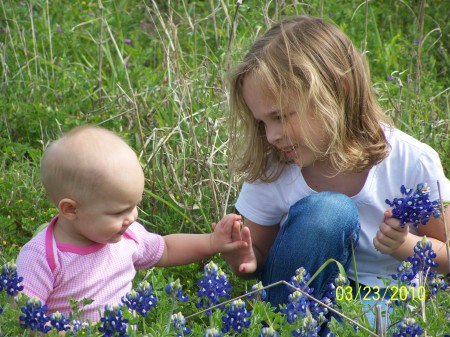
[128,222,165,269]
[413,145,450,202]
[235,180,285,226]
[16,236,54,303]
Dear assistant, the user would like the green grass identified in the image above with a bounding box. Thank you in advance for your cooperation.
[0,0,449,336]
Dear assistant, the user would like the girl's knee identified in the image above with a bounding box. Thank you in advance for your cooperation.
[287,192,359,238]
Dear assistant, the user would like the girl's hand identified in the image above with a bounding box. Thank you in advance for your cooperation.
[232,226,257,274]
[373,209,409,254]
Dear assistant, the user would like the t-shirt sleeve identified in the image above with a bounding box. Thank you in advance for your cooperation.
[410,145,450,202]
[128,222,165,269]
[16,236,54,303]
[235,180,285,226]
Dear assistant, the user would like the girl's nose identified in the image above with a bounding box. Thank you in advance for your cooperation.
[265,124,282,145]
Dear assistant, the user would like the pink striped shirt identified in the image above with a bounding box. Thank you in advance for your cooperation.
[16,216,165,322]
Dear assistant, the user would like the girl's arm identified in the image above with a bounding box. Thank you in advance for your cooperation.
[374,205,450,275]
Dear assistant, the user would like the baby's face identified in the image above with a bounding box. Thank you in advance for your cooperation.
[69,160,145,246]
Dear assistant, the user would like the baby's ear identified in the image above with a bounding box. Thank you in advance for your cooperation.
[58,198,78,220]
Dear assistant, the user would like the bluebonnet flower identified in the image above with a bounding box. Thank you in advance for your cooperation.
[204,327,223,337]
[325,273,348,305]
[98,304,129,337]
[72,319,83,334]
[246,281,267,301]
[259,326,280,337]
[170,311,191,336]
[281,268,329,335]
[121,280,157,318]
[427,273,448,295]
[282,290,309,324]
[50,311,70,332]
[292,310,320,337]
[0,306,3,315]
[392,236,447,303]
[19,297,51,333]
[221,299,251,333]
[0,261,24,296]
[289,267,314,294]
[165,279,189,303]
[386,183,440,227]
[196,261,231,316]
[393,236,438,282]
[392,317,423,337]
[392,261,417,283]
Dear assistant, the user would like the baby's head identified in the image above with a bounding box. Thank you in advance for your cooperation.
[229,16,389,180]
[41,125,145,208]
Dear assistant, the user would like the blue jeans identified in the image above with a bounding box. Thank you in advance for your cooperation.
[260,192,360,308]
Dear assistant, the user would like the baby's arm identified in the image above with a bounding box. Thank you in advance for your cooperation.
[155,214,248,267]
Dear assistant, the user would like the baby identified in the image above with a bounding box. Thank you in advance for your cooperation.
[16,125,245,322]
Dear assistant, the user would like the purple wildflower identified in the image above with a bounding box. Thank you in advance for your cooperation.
[292,311,321,337]
[164,279,189,303]
[50,311,70,332]
[124,38,132,45]
[170,312,191,336]
[386,183,440,227]
[392,236,447,303]
[392,317,423,337]
[98,304,129,337]
[195,261,231,316]
[0,261,24,296]
[246,281,267,301]
[121,280,157,318]
[281,268,329,334]
[387,75,395,81]
[19,297,51,333]
[221,299,251,333]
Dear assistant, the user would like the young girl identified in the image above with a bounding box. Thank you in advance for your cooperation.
[223,15,450,310]
[16,125,246,322]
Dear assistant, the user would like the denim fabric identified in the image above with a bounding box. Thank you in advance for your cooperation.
[260,192,360,308]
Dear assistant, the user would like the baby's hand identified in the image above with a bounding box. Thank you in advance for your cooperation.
[211,214,248,253]
[214,216,257,275]
[373,209,409,254]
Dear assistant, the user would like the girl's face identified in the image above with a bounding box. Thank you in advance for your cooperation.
[66,165,145,246]
[242,74,329,168]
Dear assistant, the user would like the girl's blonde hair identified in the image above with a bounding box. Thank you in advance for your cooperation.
[228,16,391,182]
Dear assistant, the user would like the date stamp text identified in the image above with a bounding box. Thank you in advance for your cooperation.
[335,285,426,302]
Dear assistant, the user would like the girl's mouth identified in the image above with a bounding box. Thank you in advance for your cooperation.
[283,146,297,160]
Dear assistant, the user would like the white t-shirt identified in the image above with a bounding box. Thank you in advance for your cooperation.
[235,127,450,287]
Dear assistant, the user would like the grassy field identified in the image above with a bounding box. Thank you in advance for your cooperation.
[1,0,449,336]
